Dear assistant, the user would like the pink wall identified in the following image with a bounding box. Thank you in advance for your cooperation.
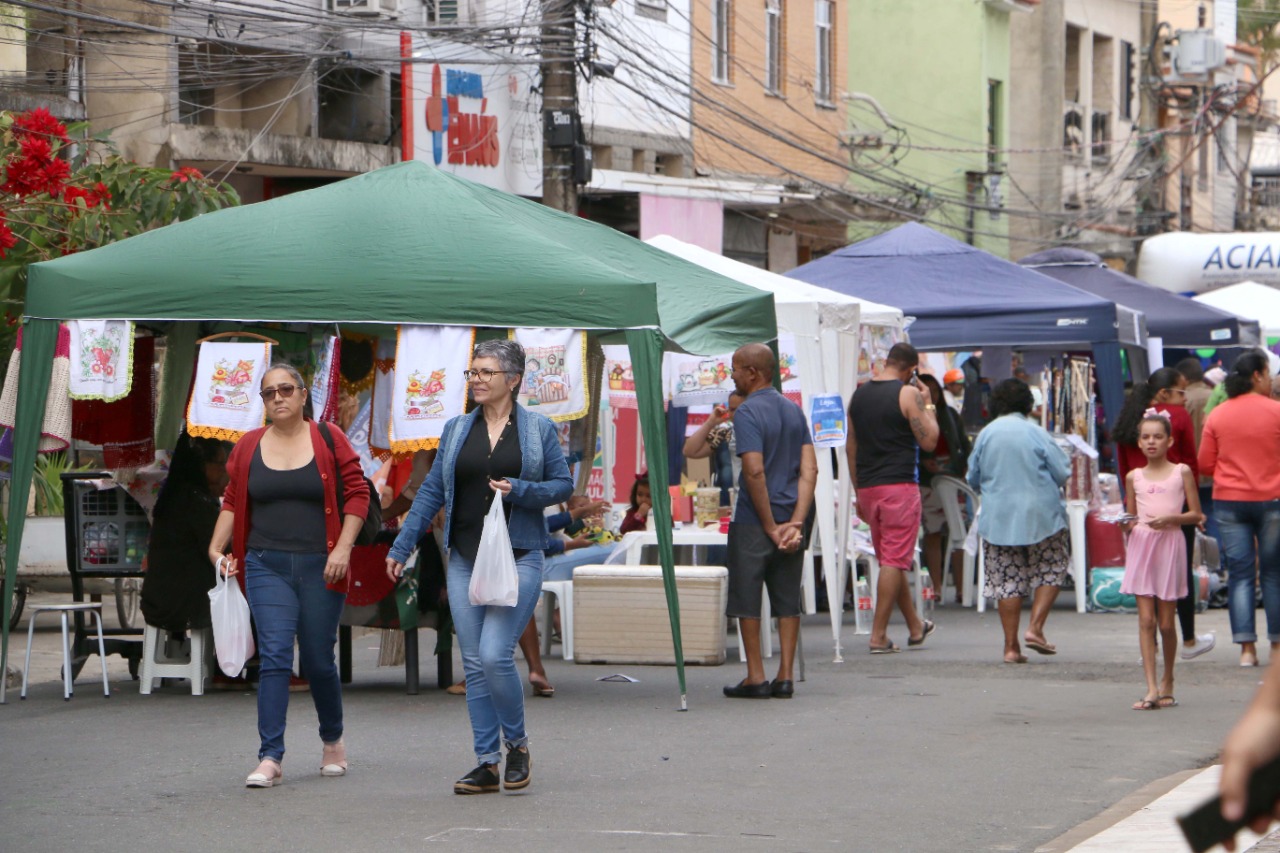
[639,195,724,252]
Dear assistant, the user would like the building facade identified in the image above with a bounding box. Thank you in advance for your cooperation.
[687,0,851,267]
[843,0,1038,260]
[1009,0,1143,260]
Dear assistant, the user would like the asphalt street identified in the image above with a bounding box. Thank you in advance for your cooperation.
[0,592,1265,852]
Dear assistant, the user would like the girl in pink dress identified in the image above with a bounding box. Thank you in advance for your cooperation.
[1122,410,1204,711]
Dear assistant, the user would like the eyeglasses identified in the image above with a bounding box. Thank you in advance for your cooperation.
[462,368,508,382]
[259,384,298,401]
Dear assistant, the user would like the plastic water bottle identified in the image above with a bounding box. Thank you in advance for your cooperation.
[919,568,936,618]
[855,573,875,635]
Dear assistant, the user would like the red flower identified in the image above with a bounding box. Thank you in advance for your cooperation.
[0,216,16,259]
[18,135,52,161]
[12,108,68,144]
[1,154,44,196]
[169,166,204,184]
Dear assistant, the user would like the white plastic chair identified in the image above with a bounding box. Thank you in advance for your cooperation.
[541,580,574,661]
[930,476,981,607]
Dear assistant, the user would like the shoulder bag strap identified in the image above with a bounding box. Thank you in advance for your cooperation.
[318,422,346,513]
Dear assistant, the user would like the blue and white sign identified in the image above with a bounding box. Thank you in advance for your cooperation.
[809,394,846,448]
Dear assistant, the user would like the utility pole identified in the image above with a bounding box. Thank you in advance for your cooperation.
[1136,0,1168,236]
[541,0,577,214]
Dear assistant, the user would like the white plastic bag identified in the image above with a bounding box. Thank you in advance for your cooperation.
[208,565,255,676]
[469,496,519,607]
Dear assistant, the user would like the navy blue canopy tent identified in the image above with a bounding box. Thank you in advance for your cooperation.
[786,222,1147,426]
[1020,247,1261,349]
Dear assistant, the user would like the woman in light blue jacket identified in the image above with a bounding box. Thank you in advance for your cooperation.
[968,378,1071,664]
[387,338,572,795]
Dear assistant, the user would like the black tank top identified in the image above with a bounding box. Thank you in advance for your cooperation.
[246,446,328,553]
[849,379,919,488]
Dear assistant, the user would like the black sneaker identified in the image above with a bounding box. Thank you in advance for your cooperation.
[453,763,500,795]
[504,747,531,791]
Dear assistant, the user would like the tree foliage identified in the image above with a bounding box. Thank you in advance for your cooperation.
[1239,0,1280,74]
[0,107,240,319]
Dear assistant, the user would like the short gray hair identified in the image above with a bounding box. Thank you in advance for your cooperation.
[262,361,305,389]
[473,339,525,382]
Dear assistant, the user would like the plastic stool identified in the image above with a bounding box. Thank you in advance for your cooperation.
[541,580,573,661]
[21,603,110,701]
[139,624,212,696]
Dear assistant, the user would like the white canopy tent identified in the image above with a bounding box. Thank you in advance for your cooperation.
[1193,281,1280,341]
[647,235,907,660]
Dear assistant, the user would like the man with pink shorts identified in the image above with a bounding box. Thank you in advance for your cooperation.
[847,343,940,654]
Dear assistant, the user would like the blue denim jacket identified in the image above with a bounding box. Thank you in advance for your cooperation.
[388,404,574,564]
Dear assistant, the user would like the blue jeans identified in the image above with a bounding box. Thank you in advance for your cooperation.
[244,549,345,762]
[448,549,544,765]
[543,544,615,582]
[1199,485,1219,542]
[1216,500,1280,644]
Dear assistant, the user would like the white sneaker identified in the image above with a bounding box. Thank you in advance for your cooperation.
[1181,633,1216,660]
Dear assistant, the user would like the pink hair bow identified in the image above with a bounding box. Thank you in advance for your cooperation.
[1142,407,1172,423]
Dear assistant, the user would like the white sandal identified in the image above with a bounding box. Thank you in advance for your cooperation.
[245,759,283,788]
[321,739,347,777]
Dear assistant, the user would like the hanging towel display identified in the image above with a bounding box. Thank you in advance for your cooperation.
[665,350,733,407]
[67,320,134,402]
[602,344,637,410]
[510,328,589,421]
[777,333,802,406]
[339,331,376,394]
[310,334,342,424]
[74,335,156,469]
[368,336,396,459]
[0,324,72,453]
[346,397,384,480]
[186,341,271,441]
[389,324,473,455]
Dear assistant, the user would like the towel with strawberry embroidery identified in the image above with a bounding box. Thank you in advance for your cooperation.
[67,320,134,402]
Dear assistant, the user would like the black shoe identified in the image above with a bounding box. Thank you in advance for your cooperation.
[453,763,500,794]
[723,679,772,699]
[770,678,794,698]
[504,747,531,791]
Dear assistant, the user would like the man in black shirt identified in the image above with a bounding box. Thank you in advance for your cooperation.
[847,343,939,654]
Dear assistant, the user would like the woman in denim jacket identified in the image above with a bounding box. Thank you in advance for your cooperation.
[386,338,572,794]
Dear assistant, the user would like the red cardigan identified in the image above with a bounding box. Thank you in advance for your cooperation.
[1117,403,1200,486]
[222,421,370,593]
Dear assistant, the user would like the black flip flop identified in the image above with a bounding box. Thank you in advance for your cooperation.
[1132,699,1160,711]
[1025,638,1057,656]
[908,620,936,648]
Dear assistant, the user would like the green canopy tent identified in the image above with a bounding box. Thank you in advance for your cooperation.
[1,160,778,706]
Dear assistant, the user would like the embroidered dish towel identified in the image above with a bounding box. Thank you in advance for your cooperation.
[389,324,473,455]
[67,320,134,402]
[186,341,271,441]
[510,328,588,421]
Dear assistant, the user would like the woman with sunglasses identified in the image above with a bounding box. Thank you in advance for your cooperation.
[386,338,572,795]
[208,362,369,788]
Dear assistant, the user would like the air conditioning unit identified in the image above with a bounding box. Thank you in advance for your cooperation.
[1170,29,1226,79]
[330,0,398,17]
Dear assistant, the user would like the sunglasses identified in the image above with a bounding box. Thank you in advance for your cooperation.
[259,383,299,401]
[462,368,509,382]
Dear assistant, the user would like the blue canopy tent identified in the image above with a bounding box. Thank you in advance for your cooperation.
[785,222,1147,426]
[1020,247,1261,349]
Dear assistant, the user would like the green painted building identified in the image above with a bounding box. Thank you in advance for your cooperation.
[846,0,1038,258]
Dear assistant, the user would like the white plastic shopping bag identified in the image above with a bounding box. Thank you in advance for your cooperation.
[208,565,255,676]
[469,496,519,606]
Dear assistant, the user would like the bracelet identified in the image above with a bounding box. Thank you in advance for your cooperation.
[923,404,937,411]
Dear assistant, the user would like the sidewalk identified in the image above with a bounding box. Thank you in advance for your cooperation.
[1050,764,1277,852]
